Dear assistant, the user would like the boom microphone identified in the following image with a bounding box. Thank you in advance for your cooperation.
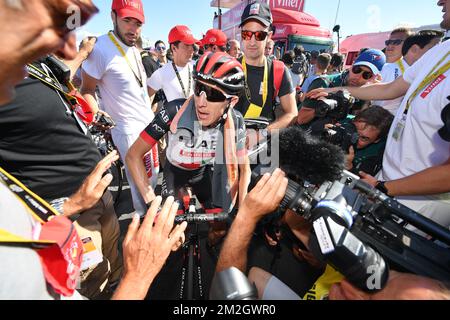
[277,126,345,185]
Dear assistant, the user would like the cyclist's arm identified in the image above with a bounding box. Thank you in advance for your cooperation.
[238,156,251,207]
[80,70,100,114]
[126,102,179,203]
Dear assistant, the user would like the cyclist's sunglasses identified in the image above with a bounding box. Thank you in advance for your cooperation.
[194,82,231,102]
[241,30,269,41]
[352,66,374,80]
[385,39,404,46]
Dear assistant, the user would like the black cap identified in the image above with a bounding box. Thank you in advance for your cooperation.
[240,2,273,28]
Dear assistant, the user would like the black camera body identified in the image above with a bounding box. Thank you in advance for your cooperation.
[314,90,355,120]
[43,55,71,85]
[322,122,359,153]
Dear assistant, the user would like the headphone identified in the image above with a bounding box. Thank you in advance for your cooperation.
[438,96,450,142]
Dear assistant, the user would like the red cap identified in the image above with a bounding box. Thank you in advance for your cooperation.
[168,25,199,45]
[112,0,145,24]
[201,29,228,47]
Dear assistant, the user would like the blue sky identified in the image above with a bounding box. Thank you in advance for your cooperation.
[77,0,444,47]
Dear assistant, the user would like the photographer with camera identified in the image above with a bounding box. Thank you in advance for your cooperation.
[215,123,450,300]
[305,0,450,231]
[297,49,386,134]
[324,106,394,176]
[216,161,450,300]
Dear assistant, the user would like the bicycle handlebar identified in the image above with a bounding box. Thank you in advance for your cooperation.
[174,212,229,224]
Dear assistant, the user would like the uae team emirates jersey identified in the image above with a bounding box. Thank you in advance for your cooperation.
[140,98,245,171]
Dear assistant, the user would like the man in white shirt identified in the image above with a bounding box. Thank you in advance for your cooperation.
[306,0,450,229]
[376,30,442,114]
[81,0,159,217]
[147,25,198,103]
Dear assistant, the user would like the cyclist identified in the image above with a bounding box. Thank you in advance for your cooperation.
[126,52,251,214]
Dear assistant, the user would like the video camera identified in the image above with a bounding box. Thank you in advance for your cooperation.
[251,167,450,293]
[322,122,359,153]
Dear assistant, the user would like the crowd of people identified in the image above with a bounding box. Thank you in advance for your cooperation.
[0,0,449,301]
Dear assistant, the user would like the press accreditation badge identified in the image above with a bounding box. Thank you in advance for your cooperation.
[80,237,103,271]
[259,82,264,95]
[392,114,407,141]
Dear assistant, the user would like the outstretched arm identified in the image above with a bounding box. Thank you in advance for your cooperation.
[216,169,288,273]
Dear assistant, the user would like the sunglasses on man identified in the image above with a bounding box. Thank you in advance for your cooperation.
[194,81,232,103]
[241,30,269,41]
[351,66,374,80]
[385,39,404,46]
[156,46,166,51]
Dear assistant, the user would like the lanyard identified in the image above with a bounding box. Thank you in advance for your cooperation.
[172,62,192,99]
[403,51,450,115]
[0,166,59,224]
[25,63,94,125]
[396,59,406,74]
[108,31,144,87]
[242,56,269,118]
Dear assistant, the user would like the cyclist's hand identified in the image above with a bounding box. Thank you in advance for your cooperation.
[240,168,288,222]
[119,197,187,293]
[63,150,119,216]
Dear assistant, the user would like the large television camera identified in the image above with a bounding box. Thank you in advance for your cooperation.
[251,166,450,293]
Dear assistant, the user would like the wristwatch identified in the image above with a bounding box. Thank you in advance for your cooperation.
[375,181,389,195]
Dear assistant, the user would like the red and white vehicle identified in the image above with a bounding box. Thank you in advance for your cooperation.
[210,0,334,53]
[340,24,445,68]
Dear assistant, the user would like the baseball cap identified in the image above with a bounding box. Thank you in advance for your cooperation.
[353,49,386,75]
[240,2,273,28]
[168,25,199,45]
[201,29,228,47]
[112,0,145,24]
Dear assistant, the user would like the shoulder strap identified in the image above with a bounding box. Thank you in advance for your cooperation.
[273,60,285,99]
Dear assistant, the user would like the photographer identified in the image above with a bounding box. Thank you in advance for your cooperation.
[305,0,450,230]
[216,170,450,300]
[297,49,386,132]
[324,106,394,176]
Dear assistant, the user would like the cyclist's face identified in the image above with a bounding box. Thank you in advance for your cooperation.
[194,84,238,127]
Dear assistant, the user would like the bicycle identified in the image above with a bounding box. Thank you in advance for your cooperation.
[174,197,229,301]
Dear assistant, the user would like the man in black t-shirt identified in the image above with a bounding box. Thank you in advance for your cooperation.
[0,58,122,299]
[235,2,297,131]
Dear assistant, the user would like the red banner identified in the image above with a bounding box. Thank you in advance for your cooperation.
[271,0,305,12]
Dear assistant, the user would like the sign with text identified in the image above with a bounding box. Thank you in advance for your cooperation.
[271,0,305,12]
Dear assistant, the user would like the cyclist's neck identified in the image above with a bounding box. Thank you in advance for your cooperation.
[244,55,266,67]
